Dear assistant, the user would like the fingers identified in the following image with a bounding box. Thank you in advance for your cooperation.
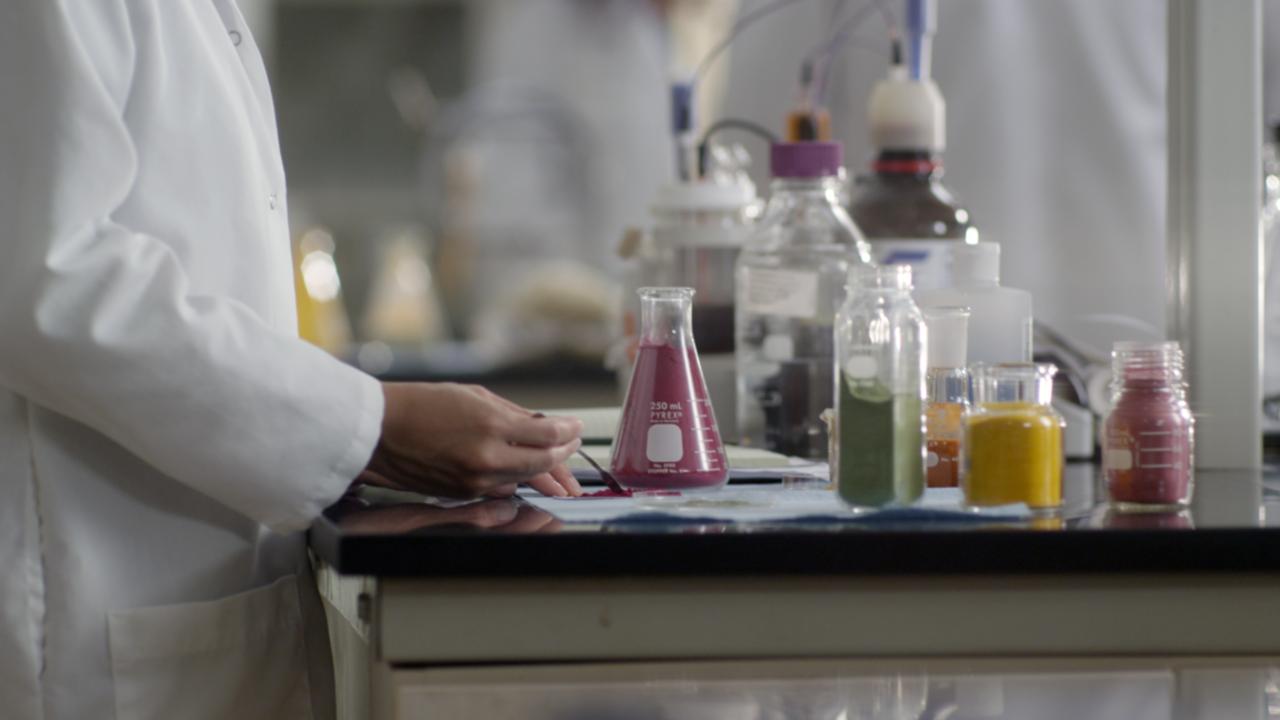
[483,483,518,498]
[503,413,583,448]
[354,469,411,492]
[527,473,569,497]
[475,437,582,477]
[467,385,582,448]
[549,464,582,496]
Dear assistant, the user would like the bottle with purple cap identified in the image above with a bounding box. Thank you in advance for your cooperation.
[735,142,873,459]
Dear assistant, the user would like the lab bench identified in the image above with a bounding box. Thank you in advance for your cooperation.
[309,466,1280,719]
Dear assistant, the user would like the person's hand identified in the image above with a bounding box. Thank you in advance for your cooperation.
[359,383,583,498]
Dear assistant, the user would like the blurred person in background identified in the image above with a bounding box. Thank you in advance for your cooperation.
[432,0,739,362]
[0,3,582,719]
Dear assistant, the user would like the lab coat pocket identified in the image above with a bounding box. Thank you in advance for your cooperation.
[108,574,314,720]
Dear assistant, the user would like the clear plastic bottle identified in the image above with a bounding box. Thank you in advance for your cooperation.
[915,242,1032,365]
[849,60,975,291]
[736,142,873,459]
[612,287,729,491]
[834,265,927,508]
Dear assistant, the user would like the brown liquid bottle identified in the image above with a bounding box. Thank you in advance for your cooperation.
[848,61,973,291]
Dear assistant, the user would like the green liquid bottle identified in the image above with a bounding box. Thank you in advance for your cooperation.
[834,266,927,508]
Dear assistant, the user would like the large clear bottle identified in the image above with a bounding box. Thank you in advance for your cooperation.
[849,59,974,291]
[833,265,927,508]
[612,287,729,490]
[735,142,873,459]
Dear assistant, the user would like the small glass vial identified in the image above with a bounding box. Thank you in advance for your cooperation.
[1103,341,1195,511]
[834,265,927,508]
[963,363,1065,509]
[922,307,970,488]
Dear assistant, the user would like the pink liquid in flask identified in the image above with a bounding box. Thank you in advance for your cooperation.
[611,288,729,490]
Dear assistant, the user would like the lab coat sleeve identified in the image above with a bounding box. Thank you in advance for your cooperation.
[0,2,383,532]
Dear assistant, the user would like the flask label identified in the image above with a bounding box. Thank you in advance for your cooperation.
[743,268,818,319]
[646,424,684,463]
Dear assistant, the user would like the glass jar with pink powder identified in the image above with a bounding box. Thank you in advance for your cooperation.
[1103,341,1195,511]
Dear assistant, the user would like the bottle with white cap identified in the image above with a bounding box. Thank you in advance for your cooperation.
[915,241,1033,365]
[848,46,975,291]
[923,306,969,488]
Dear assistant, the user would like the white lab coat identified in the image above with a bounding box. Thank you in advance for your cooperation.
[0,2,383,719]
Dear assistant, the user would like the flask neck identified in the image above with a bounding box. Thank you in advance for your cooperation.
[638,288,695,348]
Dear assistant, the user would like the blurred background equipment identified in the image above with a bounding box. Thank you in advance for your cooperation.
[243,0,1280,454]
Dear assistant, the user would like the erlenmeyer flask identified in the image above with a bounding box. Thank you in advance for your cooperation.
[611,287,729,490]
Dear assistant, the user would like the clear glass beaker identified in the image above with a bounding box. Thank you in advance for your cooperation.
[833,265,927,509]
[963,363,1065,509]
[611,288,729,490]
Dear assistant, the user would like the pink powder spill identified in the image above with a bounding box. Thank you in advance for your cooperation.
[582,487,633,498]
[578,488,682,499]
[610,342,728,490]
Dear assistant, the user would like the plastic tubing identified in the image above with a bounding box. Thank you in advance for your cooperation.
[905,0,935,80]
[696,118,779,177]
[804,0,896,105]
[692,0,809,88]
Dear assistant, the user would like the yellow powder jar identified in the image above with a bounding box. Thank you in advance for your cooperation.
[962,364,1065,510]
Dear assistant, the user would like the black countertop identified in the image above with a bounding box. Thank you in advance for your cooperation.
[309,466,1280,578]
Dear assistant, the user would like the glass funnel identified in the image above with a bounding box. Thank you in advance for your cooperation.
[611,288,729,490]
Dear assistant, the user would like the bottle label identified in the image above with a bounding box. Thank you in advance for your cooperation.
[742,267,818,319]
[869,239,959,291]
[1104,448,1133,471]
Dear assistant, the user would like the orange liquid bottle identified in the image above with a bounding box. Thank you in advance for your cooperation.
[921,307,969,488]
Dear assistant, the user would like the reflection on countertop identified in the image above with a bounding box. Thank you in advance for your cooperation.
[310,467,1280,578]
[324,466,1279,536]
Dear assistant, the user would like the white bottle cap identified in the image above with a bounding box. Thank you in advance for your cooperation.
[923,306,970,369]
[868,65,946,152]
[951,241,1001,285]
